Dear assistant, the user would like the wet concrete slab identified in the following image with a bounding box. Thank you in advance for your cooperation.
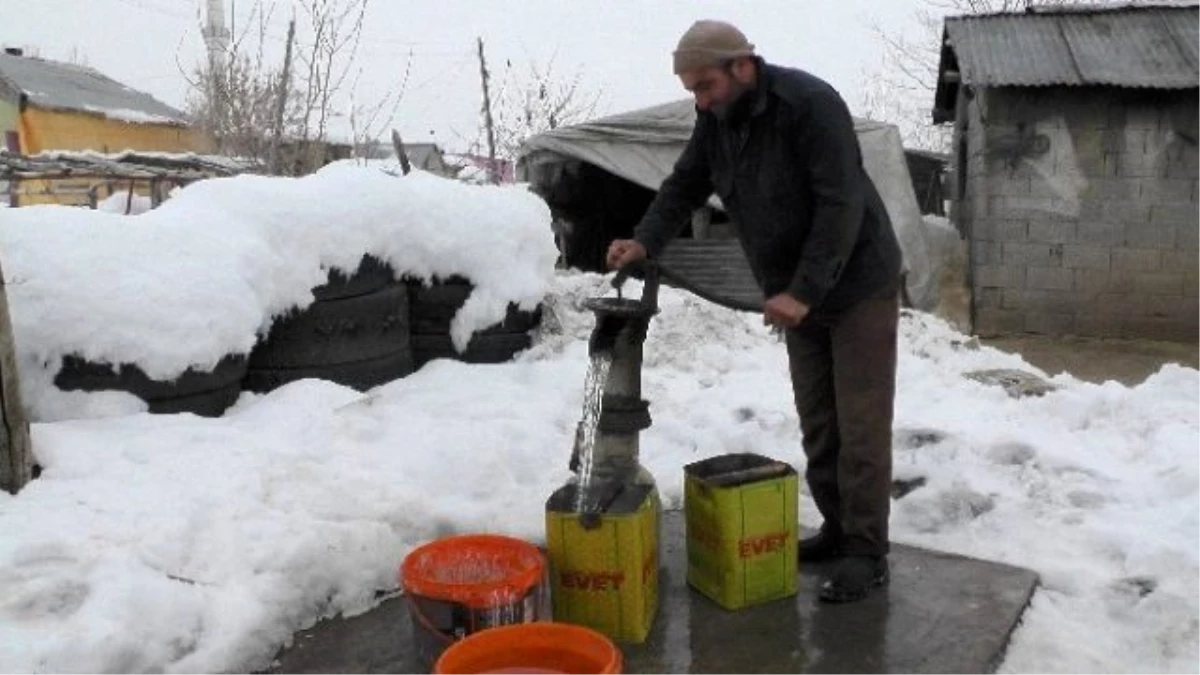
[267,511,1038,673]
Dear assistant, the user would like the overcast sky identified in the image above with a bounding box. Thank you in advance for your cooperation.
[0,0,937,151]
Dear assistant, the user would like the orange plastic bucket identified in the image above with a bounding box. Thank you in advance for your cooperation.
[434,622,623,674]
[400,534,548,669]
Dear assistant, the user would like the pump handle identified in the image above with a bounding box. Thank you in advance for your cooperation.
[611,259,659,313]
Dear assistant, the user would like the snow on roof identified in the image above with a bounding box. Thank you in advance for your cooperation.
[2,150,260,181]
[33,149,256,170]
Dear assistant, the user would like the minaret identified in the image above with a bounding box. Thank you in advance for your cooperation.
[202,0,230,73]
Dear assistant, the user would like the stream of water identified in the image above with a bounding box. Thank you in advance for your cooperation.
[572,353,613,513]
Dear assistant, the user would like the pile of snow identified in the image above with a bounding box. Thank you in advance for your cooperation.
[95,191,152,215]
[0,270,1195,673]
[0,165,557,421]
[326,157,409,175]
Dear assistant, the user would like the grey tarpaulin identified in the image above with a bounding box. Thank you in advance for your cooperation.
[518,99,937,311]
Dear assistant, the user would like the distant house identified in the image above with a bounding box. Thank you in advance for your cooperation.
[0,48,207,155]
[404,143,453,176]
[0,47,212,206]
[934,3,1198,341]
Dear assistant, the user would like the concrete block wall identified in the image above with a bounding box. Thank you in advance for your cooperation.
[965,87,1198,342]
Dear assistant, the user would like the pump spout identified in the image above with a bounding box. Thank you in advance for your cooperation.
[588,314,623,356]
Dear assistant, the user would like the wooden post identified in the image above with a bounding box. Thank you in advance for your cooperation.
[0,256,32,494]
[476,37,499,184]
[390,129,412,175]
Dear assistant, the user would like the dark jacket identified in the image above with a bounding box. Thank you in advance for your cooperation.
[633,60,903,312]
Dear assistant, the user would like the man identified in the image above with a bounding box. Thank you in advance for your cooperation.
[607,19,903,603]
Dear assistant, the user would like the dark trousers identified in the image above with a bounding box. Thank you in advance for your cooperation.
[785,294,899,557]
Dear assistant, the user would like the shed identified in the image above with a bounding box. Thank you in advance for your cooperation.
[518,99,938,311]
[934,3,1198,341]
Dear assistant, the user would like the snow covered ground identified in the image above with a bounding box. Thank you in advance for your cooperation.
[95,191,153,215]
[0,169,1195,673]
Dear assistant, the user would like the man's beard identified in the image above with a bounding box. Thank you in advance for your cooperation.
[711,80,754,122]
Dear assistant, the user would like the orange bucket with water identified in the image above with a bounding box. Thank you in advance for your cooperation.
[434,622,623,674]
[400,534,549,670]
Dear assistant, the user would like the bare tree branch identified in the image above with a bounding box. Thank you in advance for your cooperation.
[349,50,412,161]
[476,54,604,165]
[187,0,381,175]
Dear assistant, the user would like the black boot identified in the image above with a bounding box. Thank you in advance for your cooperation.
[798,525,843,562]
[818,555,889,603]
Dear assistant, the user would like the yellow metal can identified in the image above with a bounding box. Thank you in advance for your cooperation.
[545,483,659,643]
[684,454,798,611]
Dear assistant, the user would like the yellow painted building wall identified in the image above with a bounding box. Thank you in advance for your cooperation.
[11,106,213,206]
[19,106,210,154]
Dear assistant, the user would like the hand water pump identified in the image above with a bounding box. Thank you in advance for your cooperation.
[571,259,660,500]
[544,260,663,643]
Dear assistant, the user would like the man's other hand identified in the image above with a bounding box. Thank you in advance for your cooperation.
[763,293,810,328]
[606,239,648,270]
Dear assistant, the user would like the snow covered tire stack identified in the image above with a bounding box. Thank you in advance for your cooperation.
[243,255,415,393]
[51,262,539,416]
[407,277,541,369]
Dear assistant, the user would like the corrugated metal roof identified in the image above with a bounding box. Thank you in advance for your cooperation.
[0,52,187,125]
[658,239,762,311]
[944,4,1198,89]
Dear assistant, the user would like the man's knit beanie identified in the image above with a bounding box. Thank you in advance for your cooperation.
[672,20,755,74]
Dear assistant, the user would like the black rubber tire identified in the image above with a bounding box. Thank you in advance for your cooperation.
[145,383,243,417]
[248,284,410,369]
[488,305,542,335]
[54,354,248,417]
[412,303,542,336]
[407,277,472,319]
[408,278,542,336]
[243,348,415,393]
[411,332,532,367]
[312,255,396,301]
